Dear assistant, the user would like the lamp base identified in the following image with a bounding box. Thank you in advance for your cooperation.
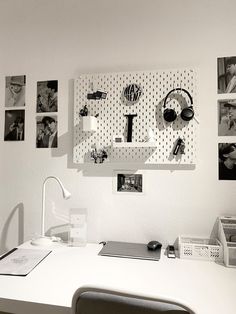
[31,236,61,246]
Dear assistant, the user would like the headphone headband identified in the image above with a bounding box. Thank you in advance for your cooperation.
[163,88,194,122]
[163,88,193,108]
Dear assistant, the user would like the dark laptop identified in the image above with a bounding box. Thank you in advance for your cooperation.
[98,241,161,261]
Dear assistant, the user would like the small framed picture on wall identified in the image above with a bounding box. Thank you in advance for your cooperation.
[218,99,236,136]
[218,56,236,94]
[36,115,58,148]
[218,143,236,180]
[4,110,25,141]
[113,170,144,195]
[5,75,26,107]
[37,80,58,113]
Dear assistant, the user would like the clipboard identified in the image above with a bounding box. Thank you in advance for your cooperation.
[0,248,51,276]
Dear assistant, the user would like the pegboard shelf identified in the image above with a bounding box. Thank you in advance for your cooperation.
[73,68,197,165]
[112,142,157,148]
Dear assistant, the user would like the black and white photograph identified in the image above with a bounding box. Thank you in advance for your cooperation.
[4,110,25,141]
[5,75,26,107]
[36,115,58,148]
[37,80,58,113]
[219,143,236,180]
[113,170,144,194]
[218,99,236,136]
[218,56,236,94]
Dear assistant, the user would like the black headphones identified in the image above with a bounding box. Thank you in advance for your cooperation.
[163,88,194,122]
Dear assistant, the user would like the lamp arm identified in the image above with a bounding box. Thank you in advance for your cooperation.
[41,180,47,236]
[41,176,71,237]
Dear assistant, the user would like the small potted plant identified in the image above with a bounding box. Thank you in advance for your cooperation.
[79,105,98,132]
[90,146,108,164]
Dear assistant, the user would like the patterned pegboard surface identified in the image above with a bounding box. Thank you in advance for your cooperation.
[73,69,197,164]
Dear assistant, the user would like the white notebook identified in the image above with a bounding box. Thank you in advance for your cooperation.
[0,248,51,276]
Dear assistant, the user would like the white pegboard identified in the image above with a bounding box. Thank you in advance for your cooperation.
[73,69,197,164]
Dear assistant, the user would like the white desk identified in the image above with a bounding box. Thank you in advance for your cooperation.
[0,242,235,314]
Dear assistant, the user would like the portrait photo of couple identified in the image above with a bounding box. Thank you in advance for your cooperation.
[36,80,58,113]
[36,115,58,148]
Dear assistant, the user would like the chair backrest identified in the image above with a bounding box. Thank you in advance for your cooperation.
[72,288,195,314]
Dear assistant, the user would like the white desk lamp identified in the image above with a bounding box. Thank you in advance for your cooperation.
[31,176,71,246]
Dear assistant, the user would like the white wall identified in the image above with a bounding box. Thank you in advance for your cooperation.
[0,0,236,253]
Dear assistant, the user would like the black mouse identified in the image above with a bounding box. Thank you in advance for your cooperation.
[147,240,162,251]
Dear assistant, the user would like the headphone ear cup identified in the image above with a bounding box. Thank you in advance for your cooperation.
[163,108,177,122]
[181,106,194,121]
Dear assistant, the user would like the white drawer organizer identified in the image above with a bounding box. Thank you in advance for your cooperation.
[73,68,197,165]
[218,216,236,267]
[179,236,223,262]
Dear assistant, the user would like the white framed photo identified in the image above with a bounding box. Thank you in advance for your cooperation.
[113,170,144,195]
